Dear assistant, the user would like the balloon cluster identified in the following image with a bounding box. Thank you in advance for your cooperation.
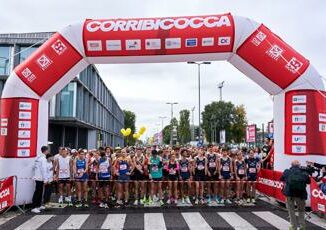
[120,126,146,140]
[120,128,131,137]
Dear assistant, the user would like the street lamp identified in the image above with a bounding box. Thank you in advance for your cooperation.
[218,81,225,101]
[191,106,195,141]
[166,102,178,146]
[187,61,211,144]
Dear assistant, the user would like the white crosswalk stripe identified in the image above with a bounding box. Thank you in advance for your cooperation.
[101,214,126,230]
[15,215,54,230]
[1,210,324,230]
[253,211,290,230]
[58,214,89,229]
[144,213,166,230]
[218,212,257,230]
[181,212,212,230]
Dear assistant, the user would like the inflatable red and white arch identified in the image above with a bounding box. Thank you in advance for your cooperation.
[0,13,325,205]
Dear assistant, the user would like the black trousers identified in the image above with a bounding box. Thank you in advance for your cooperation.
[32,180,44,208]
[43,183,52,204]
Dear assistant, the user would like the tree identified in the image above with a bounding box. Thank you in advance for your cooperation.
[231,105,248,143]
[202,101,247,143]
[123,110,136,145]
[178,109,191,144]
[162,117,178,145]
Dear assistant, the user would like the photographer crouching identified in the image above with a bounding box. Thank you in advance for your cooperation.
[280,160,310,230]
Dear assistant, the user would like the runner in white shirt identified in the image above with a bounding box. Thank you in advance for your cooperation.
[54,147,73,206]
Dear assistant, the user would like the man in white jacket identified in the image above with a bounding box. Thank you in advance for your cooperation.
[31,146,49,213]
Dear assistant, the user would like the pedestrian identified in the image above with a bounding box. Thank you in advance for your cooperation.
[31,146,49,213]
[280,160,310,230]
[43,153,54,209]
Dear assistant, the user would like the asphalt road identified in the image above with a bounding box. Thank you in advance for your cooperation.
[0,199,325,229]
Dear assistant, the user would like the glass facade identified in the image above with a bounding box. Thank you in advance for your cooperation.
[59,82,76,117]
[19,46,37,63]
[0,32,125,151]
[0,46,11,75]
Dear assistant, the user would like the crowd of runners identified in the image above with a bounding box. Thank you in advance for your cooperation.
[37,144,268,210]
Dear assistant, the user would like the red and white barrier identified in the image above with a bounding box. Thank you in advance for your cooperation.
[0,13,325,205]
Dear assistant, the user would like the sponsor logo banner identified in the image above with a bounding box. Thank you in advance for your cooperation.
[0,98,39,158]
[0,176,14,212]
[237,25,309,89]
[83,14,234,57]
[15,33,82,96]
[246,124,256,143]
[285,90,326,155]
[106,40,122,51]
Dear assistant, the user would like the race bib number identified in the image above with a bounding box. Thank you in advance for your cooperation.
[238,169,245,175]
[197,164,205,170]
[77,169,84,174]
[209,162,216,168]
[222,166,230,171]
[59,169,68,174]
[169,169,176,175]
[152,165,158,172]
[249,168,256,173]
[119,164,127,171]
[99,165,108,173]
[181,166,188,172]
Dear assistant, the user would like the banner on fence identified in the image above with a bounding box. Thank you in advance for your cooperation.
[310,179,326,213]
[257,169,286,202]
[0,176,14,212]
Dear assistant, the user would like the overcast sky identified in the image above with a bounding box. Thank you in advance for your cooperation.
[1,0,325,138]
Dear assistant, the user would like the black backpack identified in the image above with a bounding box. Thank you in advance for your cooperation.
[287,170,307,194]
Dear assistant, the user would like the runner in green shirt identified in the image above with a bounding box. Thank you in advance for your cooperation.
[148,149,164,205]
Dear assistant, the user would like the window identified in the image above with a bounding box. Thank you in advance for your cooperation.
[60,82,76,117]
[19,46,37,63]
[0,46,12,75]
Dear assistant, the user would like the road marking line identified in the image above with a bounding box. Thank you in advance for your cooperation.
[101,214,126,230]
[307,213,326,229]
[218,212,257,230]
[253,211,290,230]
[15,215,54,230]
[144,213,166,230]
[181,212,212,230]
[58,214,89,229]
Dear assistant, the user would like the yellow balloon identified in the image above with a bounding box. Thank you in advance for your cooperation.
[136,133,141,139]
[125,128,132,136]
[139,126,146,135]
[120,128,126,136]
[133,133,138,139]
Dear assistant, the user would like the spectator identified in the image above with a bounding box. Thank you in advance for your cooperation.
[43,153,54,208]
[31,146,49,213]
[280,160,310,230]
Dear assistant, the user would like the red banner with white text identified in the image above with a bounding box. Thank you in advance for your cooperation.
[0,176,14,212]
[257,169,286,202]
[310,179,326,213]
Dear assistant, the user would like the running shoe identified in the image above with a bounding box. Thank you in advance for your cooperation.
[185,197,191,204]
[195,199,199,205]
[99,202,105,208]
[225,199,232,204]
[159,200,164,206]
[247,198,251,203]
[167,199,171,204]
[133,199,139,205]
[181,198,185,204]
[200,199,205,205]
[220,199,225,204]
[116,200,123,205]
[31,208,41,213]
[252,198,256,203]
[75,201,82,208]
[58,196,63,204]
[104,203,109,209]
[147,197,153,205]
[39,205,46,210]
[207,197,211,204]
[83,202,89,208]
